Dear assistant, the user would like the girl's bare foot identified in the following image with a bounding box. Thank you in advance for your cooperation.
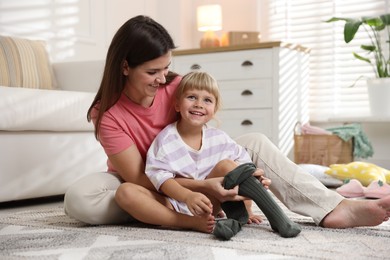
[190,214,215,233]
[321,195,390,228]
[216,210,226,219]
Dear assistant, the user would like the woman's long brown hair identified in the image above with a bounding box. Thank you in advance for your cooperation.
[87,15,178,140]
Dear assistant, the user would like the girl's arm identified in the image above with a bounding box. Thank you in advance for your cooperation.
[160,178,213,216]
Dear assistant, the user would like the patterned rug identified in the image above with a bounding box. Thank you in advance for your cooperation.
[1,199,389,260]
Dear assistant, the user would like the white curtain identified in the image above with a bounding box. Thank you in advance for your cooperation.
[267,0,389,121]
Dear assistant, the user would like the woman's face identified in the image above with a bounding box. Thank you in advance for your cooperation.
[123,51,171,106]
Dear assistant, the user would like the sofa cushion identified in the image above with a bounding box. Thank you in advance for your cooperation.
[0,35,57,89]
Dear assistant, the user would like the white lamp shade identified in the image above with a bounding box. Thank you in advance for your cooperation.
[197,5,222,32]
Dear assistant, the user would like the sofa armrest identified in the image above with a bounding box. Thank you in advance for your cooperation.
[53,60,105,92]
[0,86,95,131]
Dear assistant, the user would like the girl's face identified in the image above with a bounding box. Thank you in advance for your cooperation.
[175,89,217,127]
[123,52,171,106]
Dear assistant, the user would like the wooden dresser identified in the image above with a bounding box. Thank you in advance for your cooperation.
[172,42,310,155]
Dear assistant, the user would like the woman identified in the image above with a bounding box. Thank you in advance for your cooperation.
[64,15,390,229]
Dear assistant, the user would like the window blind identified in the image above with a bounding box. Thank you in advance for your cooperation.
[267,0,389,121]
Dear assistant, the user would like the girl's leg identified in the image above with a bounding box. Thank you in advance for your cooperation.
[235,132,390,228]
[64,172,132,225]
[208,159,239,178]
[222,163,301,237]
[206,159,239,216]
[115,182,215,233]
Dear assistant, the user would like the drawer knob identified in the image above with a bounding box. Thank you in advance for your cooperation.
[190,64,201,70]
[241,90,253,96]
[241,119,253,126]
[241,60,253,67]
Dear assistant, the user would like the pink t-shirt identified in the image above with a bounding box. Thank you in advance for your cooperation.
[95,76,180,172]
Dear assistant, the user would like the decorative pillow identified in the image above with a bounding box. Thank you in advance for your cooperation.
[298,164,343,187]
[325,161,389,186]
[0,35,57,89]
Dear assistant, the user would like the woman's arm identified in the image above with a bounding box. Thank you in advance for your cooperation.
[108,144,155,190]
[176,159,270,203]
[175,177,244,203]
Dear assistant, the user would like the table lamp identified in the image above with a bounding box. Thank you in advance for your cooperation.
[197,4,222,48]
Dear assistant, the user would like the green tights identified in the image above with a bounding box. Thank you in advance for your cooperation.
[213,163,301,240]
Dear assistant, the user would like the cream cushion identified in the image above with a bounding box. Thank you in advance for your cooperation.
[298,164,343,187]
[0,35,57,89]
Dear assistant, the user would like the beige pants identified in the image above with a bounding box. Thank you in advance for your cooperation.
[64,133,343,225]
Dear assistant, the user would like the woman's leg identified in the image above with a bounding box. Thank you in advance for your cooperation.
[235,133,340,224]
[115,182,215,233]
[235,133,390,227]
[64,172,132,225]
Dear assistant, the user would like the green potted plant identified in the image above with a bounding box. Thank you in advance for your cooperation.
[326,14,390,117]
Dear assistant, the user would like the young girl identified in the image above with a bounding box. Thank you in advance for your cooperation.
[145,71,301,238]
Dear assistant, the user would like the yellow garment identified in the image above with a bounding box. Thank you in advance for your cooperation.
[325,161,390,186]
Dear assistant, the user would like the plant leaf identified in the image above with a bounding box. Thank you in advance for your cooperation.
[361,45,376,52]
[353,52,371,63]
[363,16,384,31]
[347,75,366,88]
[363,17,383,27]
[380,14,390,25]
[344,20,362,43]
[325,17,350,23]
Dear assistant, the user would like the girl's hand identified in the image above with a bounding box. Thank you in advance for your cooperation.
[185,192,213,216]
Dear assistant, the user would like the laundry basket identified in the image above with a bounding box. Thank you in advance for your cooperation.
[294,132,353,166]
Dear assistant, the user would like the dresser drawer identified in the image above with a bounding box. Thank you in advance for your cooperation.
[210,109,272,138]
[173,49,273,80]
[219,79,272,109]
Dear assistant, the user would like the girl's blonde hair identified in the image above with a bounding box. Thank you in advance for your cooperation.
[175,71,221,112]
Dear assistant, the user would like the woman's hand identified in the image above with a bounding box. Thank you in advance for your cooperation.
[185,192,213,216]
[203,177,246,202]
[252,168,271,189]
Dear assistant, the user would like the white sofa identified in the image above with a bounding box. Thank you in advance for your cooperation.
[0,58,107,202]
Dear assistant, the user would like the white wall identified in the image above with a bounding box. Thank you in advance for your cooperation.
[0,0,262,62]
[0,0,159,61]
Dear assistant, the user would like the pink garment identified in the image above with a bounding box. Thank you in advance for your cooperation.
[92,76,181,172]
[300,123,331,135]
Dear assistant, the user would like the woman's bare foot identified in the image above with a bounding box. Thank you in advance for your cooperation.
[321,195,390,228]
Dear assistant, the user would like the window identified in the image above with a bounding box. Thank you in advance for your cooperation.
[267,0,389,121]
